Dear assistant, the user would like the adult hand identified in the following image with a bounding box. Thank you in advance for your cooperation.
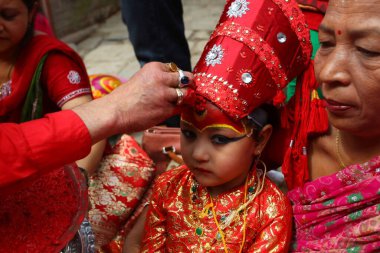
[73,62,192,143]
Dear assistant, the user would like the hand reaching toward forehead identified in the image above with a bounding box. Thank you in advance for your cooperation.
[73,62,193,142]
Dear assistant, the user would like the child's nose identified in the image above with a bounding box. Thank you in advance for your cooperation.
[191,142,210,162]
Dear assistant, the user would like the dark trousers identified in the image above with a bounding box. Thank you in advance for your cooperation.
[121,0,191,71]
[121,0,191,127]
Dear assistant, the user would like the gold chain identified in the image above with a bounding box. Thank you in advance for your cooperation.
[209,176,248,253]
[193,162,266,252]
[335,129,347,169]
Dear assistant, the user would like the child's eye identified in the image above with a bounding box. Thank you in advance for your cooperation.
[181,129,196,139]
[211,135,230,144]
[211,134,247,144]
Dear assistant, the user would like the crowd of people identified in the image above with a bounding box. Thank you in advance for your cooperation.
[1,0,379,252]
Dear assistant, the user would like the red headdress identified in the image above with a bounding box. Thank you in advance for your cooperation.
[186,0,312,121]
[297,0,328,30]
[183,0,328,189]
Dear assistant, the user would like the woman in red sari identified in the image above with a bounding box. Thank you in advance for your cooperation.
[280,0,380,252]
[0,0,105,174]
[0,0,103,251]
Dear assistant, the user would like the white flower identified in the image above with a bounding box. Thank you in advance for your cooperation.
[205,45,224,67]
[227,0,250,18]
[67,70,81,84]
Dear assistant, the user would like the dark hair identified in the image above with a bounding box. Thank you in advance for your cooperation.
[244,104,280,141]
[22,0,37,10]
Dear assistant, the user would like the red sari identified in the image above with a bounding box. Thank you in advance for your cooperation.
[0,35,91,252]
[0,34,91,122]
[142,166,292,252]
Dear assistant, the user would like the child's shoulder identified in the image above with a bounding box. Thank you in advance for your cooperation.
[262,176,288,200]
[153,165,191,189]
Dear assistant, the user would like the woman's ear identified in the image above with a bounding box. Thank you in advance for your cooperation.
[254,124,272,156]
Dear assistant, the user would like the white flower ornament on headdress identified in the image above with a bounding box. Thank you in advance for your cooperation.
[227,0,250,18]
[205,44,224,67]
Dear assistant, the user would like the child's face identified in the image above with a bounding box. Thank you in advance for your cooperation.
[180,102,269,196]
[180,121,257,195]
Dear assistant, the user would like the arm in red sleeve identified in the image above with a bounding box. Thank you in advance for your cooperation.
[0,110,91,187]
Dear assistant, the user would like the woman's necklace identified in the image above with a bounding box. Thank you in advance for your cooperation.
[0,63,14,97]
[335,129,347,169]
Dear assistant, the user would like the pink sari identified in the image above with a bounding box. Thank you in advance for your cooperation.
[288,156,380,252]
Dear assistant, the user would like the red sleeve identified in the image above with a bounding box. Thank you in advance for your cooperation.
[41,52,92,107]
[0,110,92,187]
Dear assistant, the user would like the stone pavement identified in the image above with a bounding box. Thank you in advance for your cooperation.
[77,0,225,78]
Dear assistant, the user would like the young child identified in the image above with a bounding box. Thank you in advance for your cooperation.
[141,0,313,251]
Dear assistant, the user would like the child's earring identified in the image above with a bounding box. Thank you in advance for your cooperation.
[255,155,267,177]
[246,128,254,138]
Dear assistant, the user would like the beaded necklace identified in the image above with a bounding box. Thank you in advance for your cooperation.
[0,63,14,98]
[190,164,266,252]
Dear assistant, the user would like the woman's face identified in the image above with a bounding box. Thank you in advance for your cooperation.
[0,0,32,55]
[315,0,380,137]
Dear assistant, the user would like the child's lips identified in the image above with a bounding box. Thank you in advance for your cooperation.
[194,167,212,174]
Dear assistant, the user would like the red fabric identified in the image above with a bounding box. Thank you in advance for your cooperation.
[0,110,91,252]
[189,0,312,120]
[0,35,91,122]
[42,52,92,110]
[0,164,88,253]
[0,110,91,187]
[142,166,293,252]
[302,10,324,31]
[34,12,55,36]
[88,134,156,250]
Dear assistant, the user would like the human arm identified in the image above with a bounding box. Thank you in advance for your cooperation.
[72,62,189,143]
[123,205,149,253]
[62,96,106,175]
[1,62,190,186]
[0,110,91,187]
[43,52,106,175]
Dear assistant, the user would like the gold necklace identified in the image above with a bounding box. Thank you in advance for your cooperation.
[209,176,249,253]
[335,129,347,169]
[191,163,267,252]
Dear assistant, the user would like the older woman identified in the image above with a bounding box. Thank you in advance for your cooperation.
[283,0,380,252]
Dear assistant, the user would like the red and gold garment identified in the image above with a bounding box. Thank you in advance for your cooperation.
[142,166,292,252]
[88,134,156,251]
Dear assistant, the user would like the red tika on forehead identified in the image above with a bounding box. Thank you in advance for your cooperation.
[181,101,247,134]
[191,0,312,120]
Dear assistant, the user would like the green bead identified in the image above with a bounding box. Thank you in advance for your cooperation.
[195,227,203,236]
[216,232,222,241]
